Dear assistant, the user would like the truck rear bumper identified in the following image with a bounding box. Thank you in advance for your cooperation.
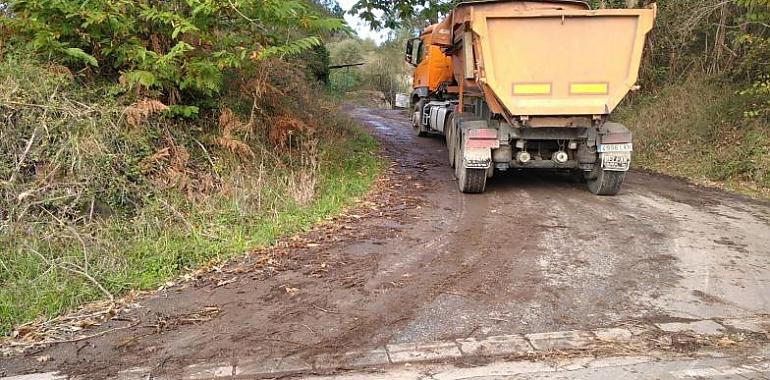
[503,160,582,170]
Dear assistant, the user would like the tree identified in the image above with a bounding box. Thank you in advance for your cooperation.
[328,38,369,91]
[351,0,456,29]
[360,29,412,106]
[312,0,345,18]
[330,39,367,65]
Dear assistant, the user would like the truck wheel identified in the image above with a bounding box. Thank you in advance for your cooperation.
[447,113,472,169]
[458,167,487,193]
[413,100,428,137]
[453,127,487,193]
[452,124,463,179]
[585,167,625,195]
[446,115,456,167]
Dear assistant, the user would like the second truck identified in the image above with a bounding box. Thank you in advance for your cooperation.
[407,0,656,195]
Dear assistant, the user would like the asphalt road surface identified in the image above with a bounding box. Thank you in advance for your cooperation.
[2,106,770,379]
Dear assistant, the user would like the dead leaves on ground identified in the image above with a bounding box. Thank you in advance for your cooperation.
[1,299,140,356]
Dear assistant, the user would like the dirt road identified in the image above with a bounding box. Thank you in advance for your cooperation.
[3,107,770,379]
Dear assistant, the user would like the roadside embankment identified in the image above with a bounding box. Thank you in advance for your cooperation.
[0,55,383,337]
[616,78,770,199]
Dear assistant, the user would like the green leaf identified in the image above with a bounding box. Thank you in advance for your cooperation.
[121,70,158,88]
[164,105,200,118]
[257,36,323,60]
[64,47,99,67]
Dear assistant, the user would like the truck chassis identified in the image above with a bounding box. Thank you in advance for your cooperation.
[412,98,630,195]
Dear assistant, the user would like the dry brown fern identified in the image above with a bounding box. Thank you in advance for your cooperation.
[215,136,254,158]
[47,64,74,81]
[123,99,168,128]
[268,116,314,148]
[218,107,245,136]
[139,147,171,172]
[216,107,254,158]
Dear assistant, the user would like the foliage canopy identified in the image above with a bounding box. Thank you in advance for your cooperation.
[351,0,455,29]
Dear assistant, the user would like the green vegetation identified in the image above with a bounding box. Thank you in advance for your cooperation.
[0,53,382,336]
[351,0,455,28]
[614,0,770,196]
[328,33,412,107]
[616,79,770,197]
[0,0,385,336]
[1,0,346,103]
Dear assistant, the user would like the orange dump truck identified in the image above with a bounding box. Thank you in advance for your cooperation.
[406,0,656,195]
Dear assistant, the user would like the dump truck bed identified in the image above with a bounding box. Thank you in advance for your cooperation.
[468,5,655,116]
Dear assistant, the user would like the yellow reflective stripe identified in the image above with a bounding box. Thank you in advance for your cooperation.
[513,83,551,95]
[570,83,609,94]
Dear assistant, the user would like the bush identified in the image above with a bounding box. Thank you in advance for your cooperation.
[0,0,345,104]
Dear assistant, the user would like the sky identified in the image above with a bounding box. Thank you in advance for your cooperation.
[337,0,391,44]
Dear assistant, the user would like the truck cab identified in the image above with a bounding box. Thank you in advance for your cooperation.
[405,26,453,104]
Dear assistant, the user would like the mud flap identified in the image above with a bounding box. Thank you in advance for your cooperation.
[599,122,632,144]
[463,147,492,169]
[598,122,633,172]
[462,128,497,169]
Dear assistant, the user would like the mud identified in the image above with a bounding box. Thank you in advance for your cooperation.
[2,107,770,379]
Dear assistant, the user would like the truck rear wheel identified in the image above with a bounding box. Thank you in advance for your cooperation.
[458,167,487,193]
[413,100,428,137]
[453,126,487,193]
[446,115,456,167]
[585,168,625,196]
[447,113,473,169]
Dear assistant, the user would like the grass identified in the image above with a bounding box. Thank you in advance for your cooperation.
[615,77,770,198]
[0,55,384,336]
[0,129,382,336]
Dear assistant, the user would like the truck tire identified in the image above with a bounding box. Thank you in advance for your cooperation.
[413,100,428,137]
[446,113,473,168]
[453,126,487,193]
[458,167,487,193]
[585,167,625,195]
[446,114,456,167]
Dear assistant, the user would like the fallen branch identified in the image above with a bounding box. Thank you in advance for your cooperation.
[60,262,114,302]
[39,209,112,301]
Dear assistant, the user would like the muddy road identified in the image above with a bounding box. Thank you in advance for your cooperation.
[3,107,770,379]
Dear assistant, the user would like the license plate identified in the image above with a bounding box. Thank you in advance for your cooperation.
[601,152,631,171]
[598,143,633,153]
